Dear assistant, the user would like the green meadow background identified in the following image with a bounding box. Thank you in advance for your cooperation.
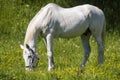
[0,0,120,80]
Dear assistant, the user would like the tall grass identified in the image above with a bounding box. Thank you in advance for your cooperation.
[0,0,120,80]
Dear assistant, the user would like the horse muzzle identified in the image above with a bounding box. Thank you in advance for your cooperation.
[25,66,35,71]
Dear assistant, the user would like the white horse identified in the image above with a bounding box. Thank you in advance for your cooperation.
[20,3,106,71]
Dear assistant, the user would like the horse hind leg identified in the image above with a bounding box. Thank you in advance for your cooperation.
[95,35,104,65]
[80,29,91,67]
[89,16,105,65]
[91,28,104,65]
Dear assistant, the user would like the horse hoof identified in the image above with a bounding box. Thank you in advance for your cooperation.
[48,66,55,71]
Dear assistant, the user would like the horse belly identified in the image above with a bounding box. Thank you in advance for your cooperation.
[57,24,88,38]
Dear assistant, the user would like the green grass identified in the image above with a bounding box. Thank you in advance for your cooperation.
[0,32,120,80]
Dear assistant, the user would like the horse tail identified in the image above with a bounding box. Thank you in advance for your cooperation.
[102,20,106,44]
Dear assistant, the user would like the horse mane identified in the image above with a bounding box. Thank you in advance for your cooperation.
[24,3,60,44]
[40,3,61,27]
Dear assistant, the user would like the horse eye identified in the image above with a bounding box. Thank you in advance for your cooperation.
[28,55,32,58]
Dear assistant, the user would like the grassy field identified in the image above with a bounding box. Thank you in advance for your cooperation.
[0,31,120,80]
[0,0,120,80]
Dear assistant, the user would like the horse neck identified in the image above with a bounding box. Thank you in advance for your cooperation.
[24,26,39,51]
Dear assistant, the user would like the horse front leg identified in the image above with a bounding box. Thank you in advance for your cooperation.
[46,34,54,71]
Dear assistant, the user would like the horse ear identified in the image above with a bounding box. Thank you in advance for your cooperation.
[20,45,24,50]
[26,44,30,50]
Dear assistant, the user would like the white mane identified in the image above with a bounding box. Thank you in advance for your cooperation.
[24,3,59,44]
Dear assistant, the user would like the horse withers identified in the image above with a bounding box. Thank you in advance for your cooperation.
[20,3,106,71]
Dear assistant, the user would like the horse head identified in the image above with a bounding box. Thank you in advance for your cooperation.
[20,44,39,71]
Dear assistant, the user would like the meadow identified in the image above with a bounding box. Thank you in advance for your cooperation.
[0,29,120,80]
[0,0,120,80]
